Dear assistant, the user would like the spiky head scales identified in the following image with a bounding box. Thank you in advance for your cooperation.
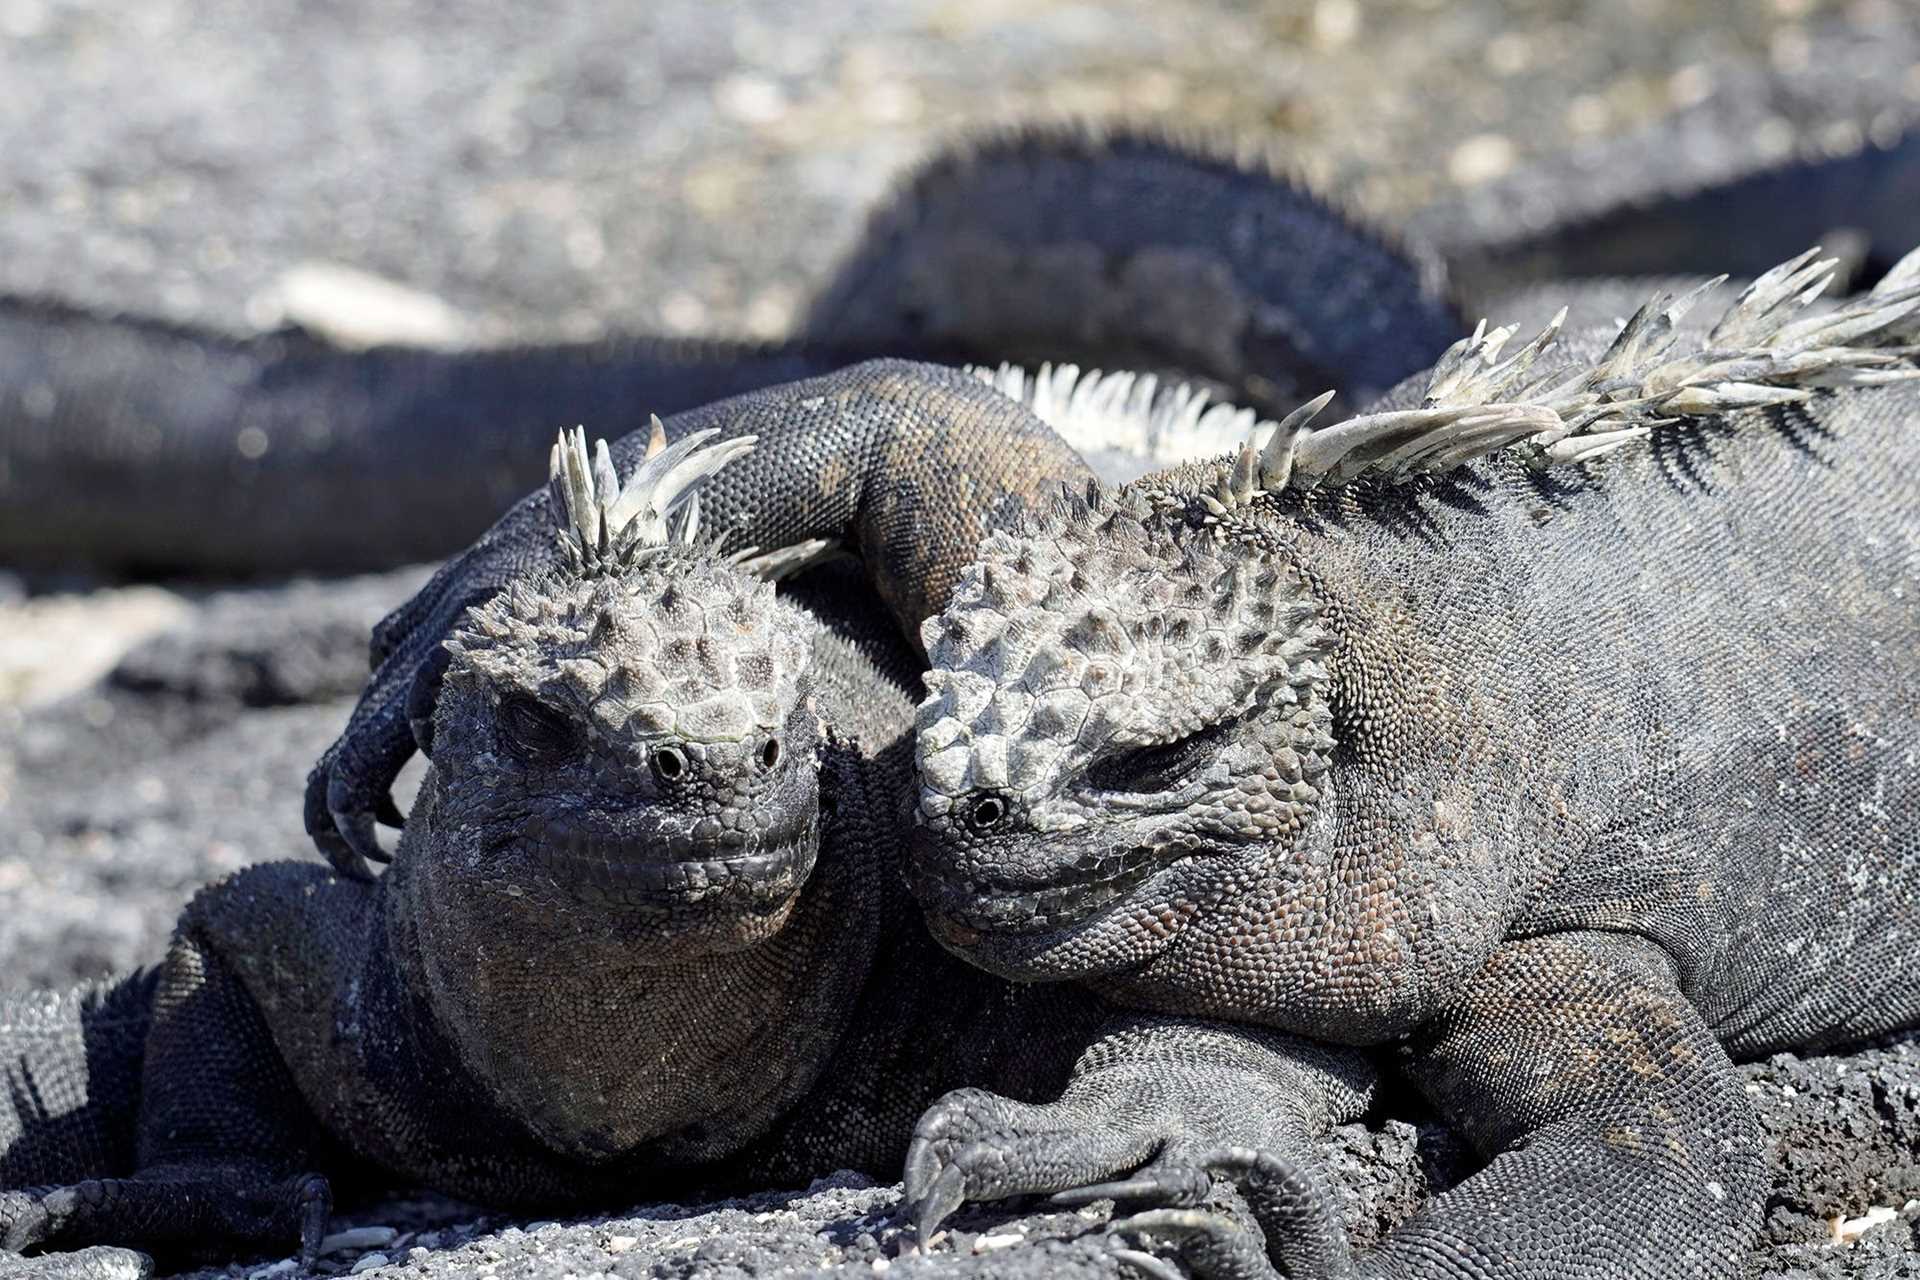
[915,494,1331,819]
[447,559,809,748]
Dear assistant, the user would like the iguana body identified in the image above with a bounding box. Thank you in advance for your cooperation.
[899,257,1920,1276]
[0,129,1460,577]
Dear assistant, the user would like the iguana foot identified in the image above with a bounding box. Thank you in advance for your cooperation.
[1106,1147,1355,1280]
[904,1086,1223,1245]
[0,1170,330,1271]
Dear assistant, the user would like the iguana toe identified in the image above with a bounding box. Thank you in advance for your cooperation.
[1110,1208,1277,1280]
[293,1174,331,1272]
[1048,1159,1213,1210]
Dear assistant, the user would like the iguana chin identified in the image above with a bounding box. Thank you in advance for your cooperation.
[903,250,1920,1277]
[3,423,1373,1278]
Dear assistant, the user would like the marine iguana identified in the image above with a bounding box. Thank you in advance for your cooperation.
[896,250,1920,1276]
[0,128,1461,577]
[2,423,1374,1278]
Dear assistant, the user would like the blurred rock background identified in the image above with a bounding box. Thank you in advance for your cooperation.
[4,2,1920,1274]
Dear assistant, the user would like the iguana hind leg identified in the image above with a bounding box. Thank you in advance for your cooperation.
[904,1017,1373,1248]
[2,1166,327,1267]
[2,919,346,1267]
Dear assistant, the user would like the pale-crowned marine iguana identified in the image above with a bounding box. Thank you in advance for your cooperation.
[893,248,1920,1277]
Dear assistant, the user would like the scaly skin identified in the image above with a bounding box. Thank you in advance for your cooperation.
[902,257,1920,1277]
[3,434,1369,1275]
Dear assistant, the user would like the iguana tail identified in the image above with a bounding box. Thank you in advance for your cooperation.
[0,297,851,575]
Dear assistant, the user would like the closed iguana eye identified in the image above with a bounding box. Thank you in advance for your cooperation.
[1080,722,1230,797]
[498,694,576,760]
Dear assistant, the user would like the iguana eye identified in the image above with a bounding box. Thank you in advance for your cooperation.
[964,793,1008,832]
[651,745,690,784]
[1080,723,1228,796]
[499,695,576,760]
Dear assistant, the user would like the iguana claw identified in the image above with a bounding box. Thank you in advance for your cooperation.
[1110,1246,1188,1280]
[1048,1162,1212,1210]
[294,1174,331,1272]
[910,1164,968,1247]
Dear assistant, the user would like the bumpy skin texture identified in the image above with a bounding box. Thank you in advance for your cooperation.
[2,490,1374,1272]
[0,128,1458,577]
[304,358,1098,878]
[906,327,1920,1275]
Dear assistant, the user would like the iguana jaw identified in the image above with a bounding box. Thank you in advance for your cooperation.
[907,825,1216,979]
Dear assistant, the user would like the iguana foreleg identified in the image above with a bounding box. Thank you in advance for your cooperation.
[1111,932,1766,1279]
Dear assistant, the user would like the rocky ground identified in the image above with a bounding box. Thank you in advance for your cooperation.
[5,0,1920,1276]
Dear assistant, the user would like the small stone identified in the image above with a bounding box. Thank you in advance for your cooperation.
[319,1227,398,1255]
[1448,134,1515,186]
[604,1235,638,1254]
[1831,1205,1898,1242]
[347,1253,390,1274]
[973,1232,1025,1251]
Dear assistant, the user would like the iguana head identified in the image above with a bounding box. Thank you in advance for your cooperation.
[908,480,1337,979]
[415,425,824,959]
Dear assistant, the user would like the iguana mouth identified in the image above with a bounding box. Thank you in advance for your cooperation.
[522,812,820,907]
[906,838,1174,936]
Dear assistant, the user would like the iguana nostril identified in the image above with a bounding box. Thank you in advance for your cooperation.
[760,738,781,770]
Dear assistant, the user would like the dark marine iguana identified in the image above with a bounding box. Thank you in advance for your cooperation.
[0,128,1461,577]
[2,416,1373,1278]
[13,122,1919,579]
[891,250,1920,1277]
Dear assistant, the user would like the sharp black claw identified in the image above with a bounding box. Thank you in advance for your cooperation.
[296,1174,331,1273]
[374,792,406,829]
